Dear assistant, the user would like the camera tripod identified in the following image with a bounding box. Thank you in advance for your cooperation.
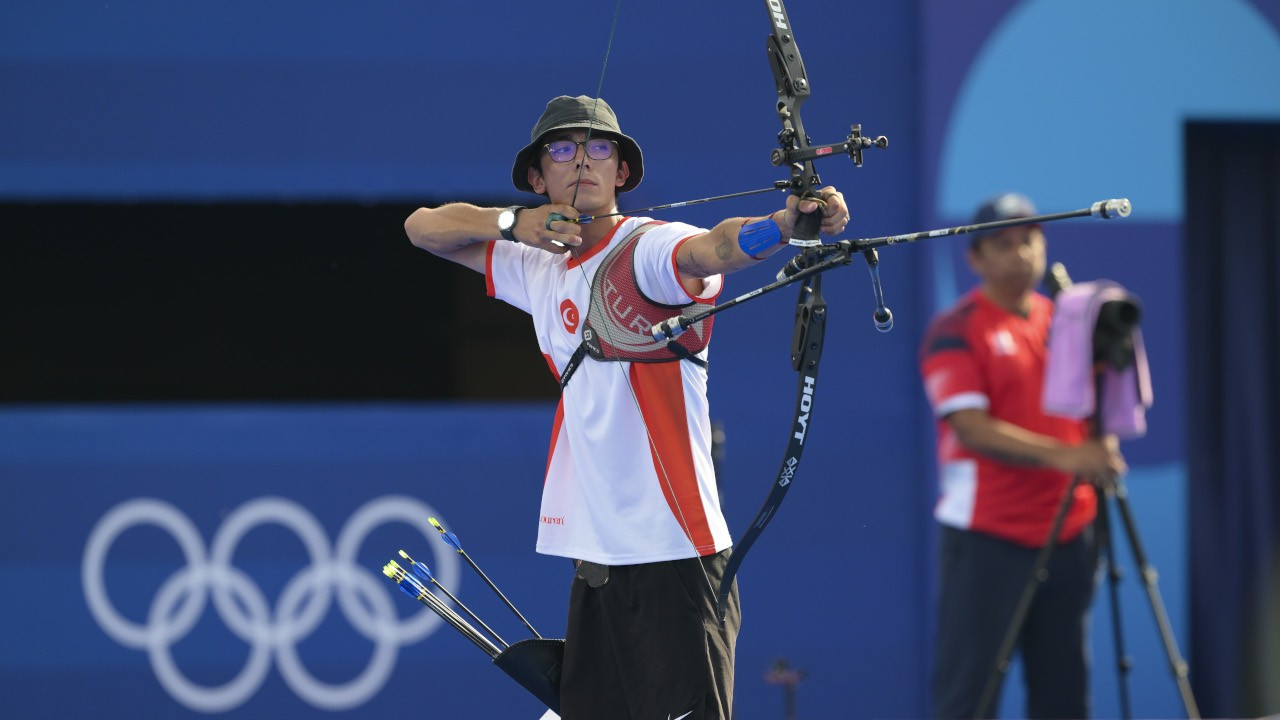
[973,292,1200,720]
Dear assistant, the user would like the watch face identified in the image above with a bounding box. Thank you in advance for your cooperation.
[498,209,515,231]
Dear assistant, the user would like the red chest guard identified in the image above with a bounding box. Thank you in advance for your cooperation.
[582,221,714,362]
[559,222,714,390]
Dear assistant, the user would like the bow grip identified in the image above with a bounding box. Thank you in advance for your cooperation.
[789,205,823,247]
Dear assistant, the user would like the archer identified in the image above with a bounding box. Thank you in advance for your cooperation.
[404,94,848,720]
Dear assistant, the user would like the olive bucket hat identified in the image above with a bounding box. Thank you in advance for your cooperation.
[511,95,644,194]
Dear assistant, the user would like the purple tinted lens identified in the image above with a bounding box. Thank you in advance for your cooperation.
[585,139,614,160]
[546,141,577,162]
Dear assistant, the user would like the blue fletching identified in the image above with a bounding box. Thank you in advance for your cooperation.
[396,582,418,600]
[429,518,464,552]
[411,562,434,583]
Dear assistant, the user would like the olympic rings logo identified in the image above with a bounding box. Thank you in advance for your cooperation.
[82,495,458,713]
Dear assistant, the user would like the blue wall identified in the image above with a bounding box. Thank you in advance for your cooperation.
[4,1,1279,717]
[0,407,1193,718]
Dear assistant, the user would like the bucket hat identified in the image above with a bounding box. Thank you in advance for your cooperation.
[512,95,644,194]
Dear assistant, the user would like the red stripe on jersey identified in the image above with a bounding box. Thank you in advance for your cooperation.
[484,240,497,297]
[545,397,564,484]
[628,361,715,554]
[566,218,627,269]
[542,352,561,381]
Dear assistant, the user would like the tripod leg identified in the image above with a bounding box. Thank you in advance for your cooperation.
[1096,487,1134,719]
[972,474,1083,719]
[1110,481,1202,719]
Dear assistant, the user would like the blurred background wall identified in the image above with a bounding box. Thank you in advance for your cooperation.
[3,1,1278,717]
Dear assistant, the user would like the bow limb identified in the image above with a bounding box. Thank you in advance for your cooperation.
[715,271,828,620]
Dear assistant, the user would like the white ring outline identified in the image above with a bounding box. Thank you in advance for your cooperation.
[83,498,207,648]
[146,565,274,713]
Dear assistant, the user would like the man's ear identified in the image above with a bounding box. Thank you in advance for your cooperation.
[528,165,546,195]
[615,160,631,188]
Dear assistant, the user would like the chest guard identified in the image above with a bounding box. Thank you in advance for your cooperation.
[560,221,715,389]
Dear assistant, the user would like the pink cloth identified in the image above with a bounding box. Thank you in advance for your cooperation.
[1043,281,1153,439]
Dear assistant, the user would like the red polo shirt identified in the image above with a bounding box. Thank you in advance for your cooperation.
[920,289,1094,547]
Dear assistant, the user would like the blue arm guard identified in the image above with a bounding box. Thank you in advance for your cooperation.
[738,216,783,259]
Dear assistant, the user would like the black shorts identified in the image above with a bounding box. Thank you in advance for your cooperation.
[559,548,740,720]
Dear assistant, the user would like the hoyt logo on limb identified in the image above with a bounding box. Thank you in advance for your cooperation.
[792,375,815,443]
[768,0,788,30]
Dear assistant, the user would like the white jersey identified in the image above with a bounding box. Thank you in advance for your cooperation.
[485,216,732,565]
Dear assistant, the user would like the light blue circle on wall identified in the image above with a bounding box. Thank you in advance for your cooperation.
[937,0,1280,224]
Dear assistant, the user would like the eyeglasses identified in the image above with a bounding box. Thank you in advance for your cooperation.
[543,138,616,163]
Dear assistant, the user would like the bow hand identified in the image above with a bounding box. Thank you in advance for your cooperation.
[778,187,850,241]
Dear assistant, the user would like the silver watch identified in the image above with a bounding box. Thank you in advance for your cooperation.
[497,206,522,242]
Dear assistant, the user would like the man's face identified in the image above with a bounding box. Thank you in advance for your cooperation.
[967,225,1047,295]
[527,129,630,210]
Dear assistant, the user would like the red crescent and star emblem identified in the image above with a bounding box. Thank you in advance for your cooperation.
[560,298,580,335]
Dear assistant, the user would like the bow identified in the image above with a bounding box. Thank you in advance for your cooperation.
[709,0,886,619]
[568,0,884,621]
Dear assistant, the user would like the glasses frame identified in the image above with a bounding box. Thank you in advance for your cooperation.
[542,138,618,164]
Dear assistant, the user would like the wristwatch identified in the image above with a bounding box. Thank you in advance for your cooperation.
[497,206,523,242]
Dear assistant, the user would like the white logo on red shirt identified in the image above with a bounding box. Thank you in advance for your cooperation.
[990,329,1016,356]
[560,299,580,335]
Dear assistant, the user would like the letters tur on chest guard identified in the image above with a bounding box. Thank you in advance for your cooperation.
[559,221,714,390]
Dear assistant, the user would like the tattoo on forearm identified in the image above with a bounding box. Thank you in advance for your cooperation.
[678,246,715,278]
[714,235,736,263]
[448,236,485,251]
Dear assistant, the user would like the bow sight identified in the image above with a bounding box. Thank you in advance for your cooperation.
[768,124,889,177]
